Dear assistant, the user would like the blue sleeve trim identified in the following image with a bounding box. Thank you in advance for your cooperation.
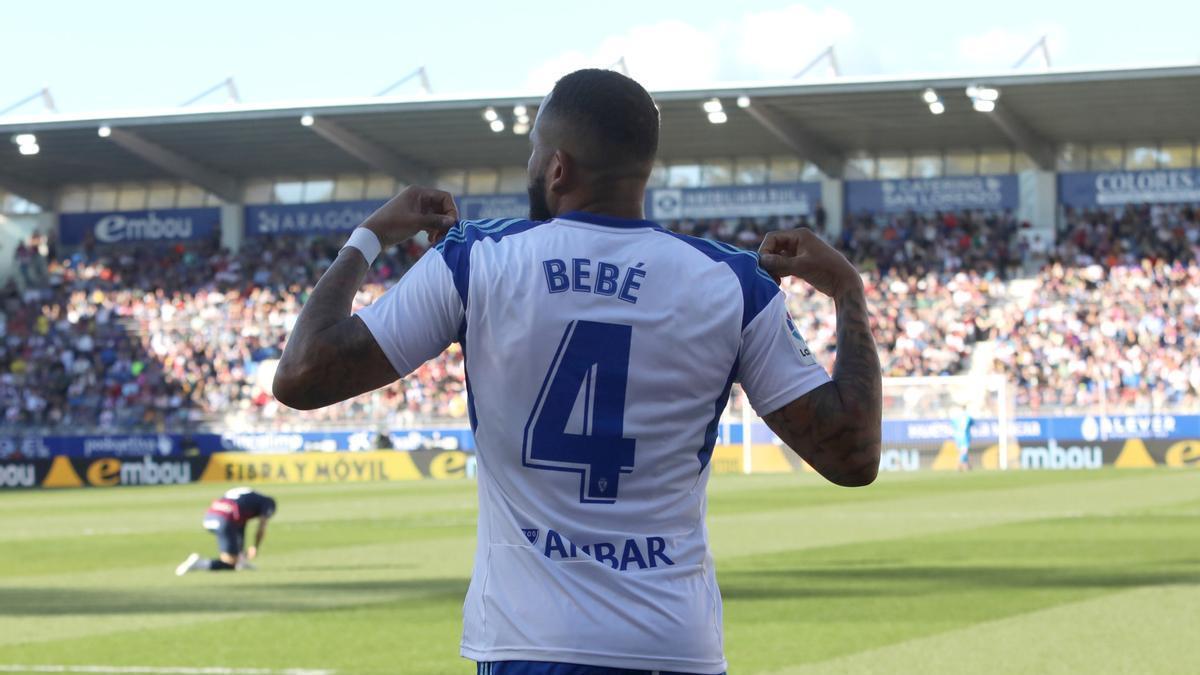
[698,355,739,473]
[431,218,539,435]
[658,231,780,329]
[432,217,542,308]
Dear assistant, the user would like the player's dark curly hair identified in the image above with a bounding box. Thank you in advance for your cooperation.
[543,68,660,167]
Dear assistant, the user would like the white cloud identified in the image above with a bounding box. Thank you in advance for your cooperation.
[735,5,854,79]
[525,20,720,91]
[957,26,1065,70]
[525,4,857,90]
[525,50,599,92]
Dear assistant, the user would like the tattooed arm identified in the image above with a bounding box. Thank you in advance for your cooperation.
[270,251,395,410]
[272,187,457,410]
[758,229,882,487]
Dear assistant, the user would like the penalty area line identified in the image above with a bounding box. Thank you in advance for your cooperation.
[0,662,333,667]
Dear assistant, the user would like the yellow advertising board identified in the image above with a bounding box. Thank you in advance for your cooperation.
[199,451,428,484]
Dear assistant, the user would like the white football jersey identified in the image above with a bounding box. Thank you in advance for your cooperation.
[357,212,829,673]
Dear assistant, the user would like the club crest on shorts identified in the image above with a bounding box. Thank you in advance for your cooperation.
[522,528,539,545]
[785,313,817,365]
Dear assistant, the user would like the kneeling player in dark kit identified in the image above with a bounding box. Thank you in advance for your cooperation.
[176,487,276,575]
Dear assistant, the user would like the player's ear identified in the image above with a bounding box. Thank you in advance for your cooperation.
[547,149,573,195]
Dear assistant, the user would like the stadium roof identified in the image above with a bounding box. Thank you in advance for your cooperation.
[2,63,1199,206]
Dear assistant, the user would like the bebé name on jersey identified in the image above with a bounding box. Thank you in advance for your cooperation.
[540,528,674,571]
[542,258,647,304]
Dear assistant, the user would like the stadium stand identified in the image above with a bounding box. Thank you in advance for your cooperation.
[839,209,1025,278]
[0,233,466,430]
[993,258,1200,413]
[1056,203,1198,266]
[4,200,1197,431]
[3,65,1199,433]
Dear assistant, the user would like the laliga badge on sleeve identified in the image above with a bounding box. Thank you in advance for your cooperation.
[785,313,817,366]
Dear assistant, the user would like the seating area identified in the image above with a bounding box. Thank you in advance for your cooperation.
[2,203,1197,430]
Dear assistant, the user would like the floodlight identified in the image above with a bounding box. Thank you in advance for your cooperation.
[98,126,112,138]
[13,133,36,146]
[299,114,315,127]
[974,87,1000,102]
[736,95,751,109]
[702,98,723,114]
[513,122,530,135]
[972,99,996,113]
[483,107,499,122]
[966,85,1000,102]
[707,111,728,124]
[18,143,39,155]
[513,105,527,117]
[922,88,939,104]
[489,119,505,132]
[928,101,945,115]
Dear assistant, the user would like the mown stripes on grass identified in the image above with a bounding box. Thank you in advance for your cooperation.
[0,469,1196,674]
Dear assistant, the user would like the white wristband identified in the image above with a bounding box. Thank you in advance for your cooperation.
[342,227,382,265]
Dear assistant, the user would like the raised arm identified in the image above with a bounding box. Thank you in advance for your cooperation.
[757,229,882,487]
[272,187,457,410]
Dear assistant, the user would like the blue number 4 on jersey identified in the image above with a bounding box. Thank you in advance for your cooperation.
[522,320,636,504]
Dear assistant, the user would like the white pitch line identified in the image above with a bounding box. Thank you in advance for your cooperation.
[0,662,333,667]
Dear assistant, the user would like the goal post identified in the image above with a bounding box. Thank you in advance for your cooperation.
[725,374,1014,474]
[881,375,1013,470]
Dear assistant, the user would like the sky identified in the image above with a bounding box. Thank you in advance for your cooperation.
[1,0,1198,116]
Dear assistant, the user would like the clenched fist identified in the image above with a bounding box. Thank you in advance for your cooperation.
[363,186,459,249]
[758,228,864,299]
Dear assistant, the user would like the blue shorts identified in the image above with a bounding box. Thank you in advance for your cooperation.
[203,516,244,557]
[476,661,724,675]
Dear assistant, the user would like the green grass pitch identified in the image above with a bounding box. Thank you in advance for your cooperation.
[1,469,1198,674]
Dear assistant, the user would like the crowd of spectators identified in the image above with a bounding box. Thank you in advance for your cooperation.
[668,212,820,251]
[994,259,1200,413]
[1055,203,1198,267]
[2,202,1198,431]
[668,208,1041,280]
[1,233,467,431]
[838,209,1026,279]
[783,269,1006,379]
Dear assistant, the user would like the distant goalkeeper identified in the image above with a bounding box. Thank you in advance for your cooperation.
[176,487,276,575]
[952,408,974,472]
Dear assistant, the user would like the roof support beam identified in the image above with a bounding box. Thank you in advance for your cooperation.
[0,171,54,209]
[982,102,1055,171]
[743,103,844,178]
[106,128,241,203]
[305,117,430,185]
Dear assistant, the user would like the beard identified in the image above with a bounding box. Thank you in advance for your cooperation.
[527,173,553,221]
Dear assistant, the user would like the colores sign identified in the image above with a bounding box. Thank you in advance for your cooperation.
[1060,169,1200,207]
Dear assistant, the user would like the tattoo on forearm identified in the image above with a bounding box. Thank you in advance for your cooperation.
[274,250,399,409]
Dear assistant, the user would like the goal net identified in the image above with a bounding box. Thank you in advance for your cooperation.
[881,375,1014,471]
[722,374,1015,474]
